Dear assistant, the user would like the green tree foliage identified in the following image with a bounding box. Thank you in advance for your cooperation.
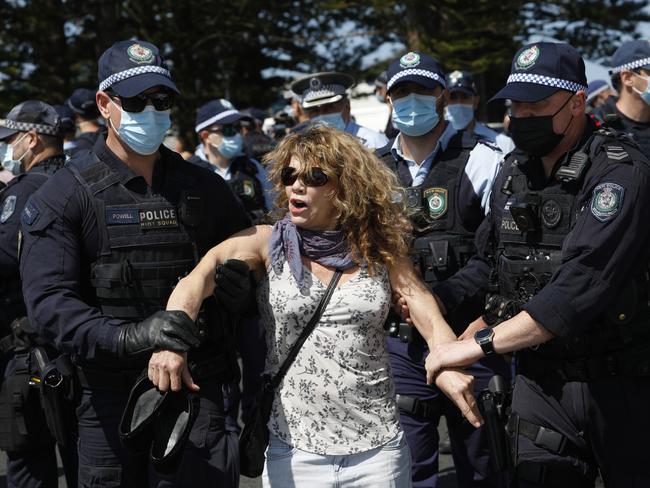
[1,0,648,139]
[523,0,650,61]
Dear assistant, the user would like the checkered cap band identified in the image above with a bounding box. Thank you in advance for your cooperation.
[387,69,446,91]
[99,66,171,92]
[0,119,59,135]
[195,109,240,132]
[302,84,346,99]
[506,73,587,93]
[611,56,650,74]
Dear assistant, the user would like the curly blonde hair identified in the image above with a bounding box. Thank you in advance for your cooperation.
[264,125,412,272]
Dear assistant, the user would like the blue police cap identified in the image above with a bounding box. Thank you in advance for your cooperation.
[98,40,179,97]
[66,88,99,118]
[53,105,76,134]
[290,72,354,109]
[386,52,446,92]
[195,99,243,133]
[0,100,61,141]
[446,70,477,95]
[586,80,610,103]
[491,42,587,103]
[610,39,650,74]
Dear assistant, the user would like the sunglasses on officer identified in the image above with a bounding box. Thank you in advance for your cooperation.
[106,89,175,113]
[280,166,329,187]
[207,125,241,137]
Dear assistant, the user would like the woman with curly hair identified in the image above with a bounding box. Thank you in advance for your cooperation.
[148,125,480,486]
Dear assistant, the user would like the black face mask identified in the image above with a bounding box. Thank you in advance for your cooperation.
[509,94,574,157]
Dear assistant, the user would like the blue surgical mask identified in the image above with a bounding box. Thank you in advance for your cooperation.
[445,104,475,130]
[313,112,347,132]
[110,101,171,156]
[1,133,29,175]
[213,133,243,160]
[391,93,440,136]
[633,73,650,107]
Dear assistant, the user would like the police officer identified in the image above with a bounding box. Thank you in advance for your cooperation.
[240,107,276,162]
[290,71,389,148]
[445,70,515,155]
[64,88,104,157]
[53,104,77,158]
[189,99,272,224]
[377,51,510,488]
[19,40,251,487]
[0,101,75,487]
[593,40,650,155]
[585,80,613,113]
[429,42,650,488]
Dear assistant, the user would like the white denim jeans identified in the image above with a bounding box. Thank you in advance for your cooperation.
[262,431,412,488]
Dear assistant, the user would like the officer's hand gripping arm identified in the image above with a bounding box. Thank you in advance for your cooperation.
[118,310,202,358]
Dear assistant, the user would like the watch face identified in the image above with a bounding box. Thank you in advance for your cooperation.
[475,327,493,341]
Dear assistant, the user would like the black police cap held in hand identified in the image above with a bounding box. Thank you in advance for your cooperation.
[118,310,202,359]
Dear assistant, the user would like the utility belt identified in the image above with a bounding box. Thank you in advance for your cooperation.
[0,346,76,452]
[384,313,424,345]
[411,234,475,285]
[483,294,523,326]
[395,394,440,420]
[76,354,237,392]
[478,375,589,486]
[517,342,650,382]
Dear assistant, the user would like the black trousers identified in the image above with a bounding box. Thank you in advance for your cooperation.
[510,373,650,487]
[77,380,238,488]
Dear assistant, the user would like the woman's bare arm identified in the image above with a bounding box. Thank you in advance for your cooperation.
[387,256,482,427]
[167,225,271,320]
[148,225,271,392]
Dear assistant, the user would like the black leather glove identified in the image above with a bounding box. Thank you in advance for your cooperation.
[214,259,251,313]
[118,310,202,358]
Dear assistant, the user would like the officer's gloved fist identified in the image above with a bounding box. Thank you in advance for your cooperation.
[214,259,251,312]
[118,310,202,358]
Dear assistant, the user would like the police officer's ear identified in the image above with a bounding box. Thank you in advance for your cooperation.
[96,91,113,120]
[570,91,586,115]
[198,130,211,145]
[619,70,637,91]
[23,130,39,151]
[342,98,351,120]
[439,89,450,111]
[473,95,480,111]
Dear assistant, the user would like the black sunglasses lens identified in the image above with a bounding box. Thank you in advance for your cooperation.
[149,93,174,111]
[281,167,297,186]
[117,93,174,112]
[305,168,328,187]
[221,125,239,137]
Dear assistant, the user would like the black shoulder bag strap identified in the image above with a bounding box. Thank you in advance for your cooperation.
[268,269,343,390]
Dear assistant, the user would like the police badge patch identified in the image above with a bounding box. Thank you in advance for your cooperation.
[0,195,16,224]
[242,180,255,197]
[515,45,540,70]
[127,43,154,64]
[541,199,562,228]
[400,52,421,68]
[591,183,624,222]
[423,187,447,220]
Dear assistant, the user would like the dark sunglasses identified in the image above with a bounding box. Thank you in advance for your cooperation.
[280,166,329,187]
[208,125,240,137]
[109,90,175,113]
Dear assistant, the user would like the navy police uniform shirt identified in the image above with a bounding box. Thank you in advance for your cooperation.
[435,118,650,338]
[0,156,65,277]
[19,135,250,360]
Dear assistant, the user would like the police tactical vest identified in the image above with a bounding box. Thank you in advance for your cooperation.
[493,130,650,360]
[0,156,65,335]
[227,155,267,224]
[379,132,477,285]
[71,159,203,322]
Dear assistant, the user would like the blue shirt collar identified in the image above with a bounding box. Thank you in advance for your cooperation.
[390,122,457,166]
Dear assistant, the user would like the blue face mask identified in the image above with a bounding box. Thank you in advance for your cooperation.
[1,134,29,175]
[110,101,171,156]
[313,112,347,132]
[213,133,243,160]
[391,93,440,136]
[445,104,475,130]
[633,73,650,107]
